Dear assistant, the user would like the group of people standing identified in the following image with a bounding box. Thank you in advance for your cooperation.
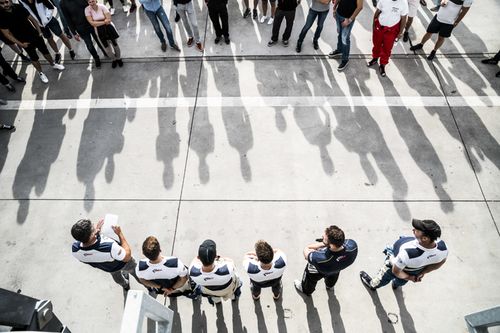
[70,217,448,311]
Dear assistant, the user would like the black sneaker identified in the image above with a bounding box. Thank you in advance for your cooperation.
[252,8,257,19]
[4,83,15,92]
[243,8,250,18]
[15,76,26,83]
[379,64,386,77]
[371,0,377,6]
[329,49,341,58]
[69,50,76,60]
[215,36,221,44]
[360,271,376,290]
[268,39,277,47]
[282,39,289,46]
[224,36,230,45]
[0,124,15,131]
[427,50,436,61]
[481,58,498,65]
[337,60,349,71]
[367,58,378,67]
[95,58,101,68]
[175,12,181,22]
[313,40,319,50]
[54,53,61,64]
[402,31,409,43]
[391,281,399,290]
[410,43,423,51]
[296,41,302,53]
[117,59,124,67]
[112,60,118,68]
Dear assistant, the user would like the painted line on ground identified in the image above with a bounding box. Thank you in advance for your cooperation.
[1,95,499,110]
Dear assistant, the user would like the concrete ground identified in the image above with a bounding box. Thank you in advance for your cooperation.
[0,0,499,331]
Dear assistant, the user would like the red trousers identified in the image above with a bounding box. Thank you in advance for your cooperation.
[372,19,400,65]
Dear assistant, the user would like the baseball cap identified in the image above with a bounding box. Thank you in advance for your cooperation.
[198,239,217,266]
[412,219,441,240]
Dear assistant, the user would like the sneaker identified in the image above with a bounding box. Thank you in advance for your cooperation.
[110,7,115,15]
[19,53,31,62]
[313,40,319,50]
[54,53,61,64]
[294,280,306,295]
[371,0,377,6]
[112,60,118,68]
[296,41,302,53]
[419,0,426,5]
[224,36,230,45]
[38,72,49,83]
[391,281,399,290]
[175,12,181,22]
[171,44,181,52]
[69,50,76,60]
[243,8,251,18]
[129,3,137,13]
[273,290,281,300]
[359,271,376,290]
[402,31,409,43]
[410,43,423,51]
[252,8,257,19]
[161,41,167,51]
[268,17,274,25]
[52,63,65,70]
[15,76,26,83]
[95,58,101,68]
[0,124,15,131]
[196,42,204,52]
[282,39,289,46]
[337,59,349,71]
[215,36,221,44]
[252,293,260,300]
[367,58,378,67]
[481,58,499,65]
[187,37,194,47]
[427,50,436,61]
[329,49,341,58]
[4,83,15,92]
[260,15,267,23]
[117,59,123,67]
[268,39,277,47]
[379,64,386,77]
[430,5,439,11]
[122,4,129,12]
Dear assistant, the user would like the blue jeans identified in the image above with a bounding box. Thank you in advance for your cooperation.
[335,12,354,61]
[144,6,175,46]
[298,8,329,43]
[371,262,423,289]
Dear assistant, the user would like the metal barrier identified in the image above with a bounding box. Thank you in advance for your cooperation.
[120,290,173,333]
[465,306,500,333]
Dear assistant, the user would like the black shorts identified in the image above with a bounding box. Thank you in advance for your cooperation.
[24,36,50,62]
[41,17,63,39]
[427,15,454,38]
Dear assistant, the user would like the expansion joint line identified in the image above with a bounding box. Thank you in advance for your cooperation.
[431,63,500,237]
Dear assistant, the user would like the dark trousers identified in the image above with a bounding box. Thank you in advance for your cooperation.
[494,50,500,62]
[78,27,107,60]
[208,5,229,38]
[250,277,282,297]
[0,51,18,85]
[271,8,295,42]
[301,265,339,295]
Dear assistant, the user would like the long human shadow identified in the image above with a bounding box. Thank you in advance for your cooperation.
[254,300,269,333]
[363,287,397,333]
[393,288,417,333]
[169,297,183,333]
[275,297,288,333]
[296,291,323,333]
[215,303,229,333]
[231,299,247,333]
[384,58,453,213]
[327,292,345,333]
[321,57,410,220]
[210,59,254,182]
[191,298,208,333]
[0,108,19,175]
[182,60,214,184]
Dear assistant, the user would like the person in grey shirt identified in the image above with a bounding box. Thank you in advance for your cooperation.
[296,0,330,52]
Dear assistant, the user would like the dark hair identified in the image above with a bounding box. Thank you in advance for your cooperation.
[325,225,345,247]
[142,236,161,261]
[71,219,93,243]
[255,240,273,264]
[198,239,217,266]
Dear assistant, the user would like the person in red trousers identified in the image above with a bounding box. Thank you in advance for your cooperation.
[367,0,407,77]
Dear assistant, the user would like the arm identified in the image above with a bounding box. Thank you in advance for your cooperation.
[453,7,470,26]
[104,11,112,25]
[27,15,43,35]
[372,8,381,28]
[341,0,363,26]
[398,15,407,38]
[139,278,163,289]
[0,29,28,48]
[303,242,325,260]
[318,0,331,5]
[418,258,447,278]
[86,15,106,27]
[111,226,132,262]
[391,265,418,281]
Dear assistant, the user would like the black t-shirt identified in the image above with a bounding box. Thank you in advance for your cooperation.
[308,239,358,276]
[337,0,357,18]
[277,0,298,11]
[0,4,39,42]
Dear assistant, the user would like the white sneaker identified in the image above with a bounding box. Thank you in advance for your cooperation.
[38,72,49,83]
[294,279,304,293]
[267,17,274,25]
[52,63,65,71]
[260,15,267,23]
[122,4,129,12]
[110,7,115,15]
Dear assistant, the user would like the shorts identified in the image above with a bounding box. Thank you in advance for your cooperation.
[24,36,50,61]
[426,15,454,38]
[41,17,63,39]
[407,0,419,17]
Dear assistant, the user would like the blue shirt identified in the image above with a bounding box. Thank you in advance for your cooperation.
[307,239,358,276]
[139,0,161,12]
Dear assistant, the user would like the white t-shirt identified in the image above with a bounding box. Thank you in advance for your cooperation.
[136,257,188,289]
[391,238,448,272]
[437,0,472,25]
[189,258,235,288]
[377,0,409,27]
[72,235,126,272]
[243,250,287,283]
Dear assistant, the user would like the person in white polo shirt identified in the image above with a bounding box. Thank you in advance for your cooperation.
[189,239,242,305]
[243,240,286,300]
[367,0,408,77]
[71,218,140,291]
[360,219,448,290]
[136,236,192,297]
[410,0,472,60]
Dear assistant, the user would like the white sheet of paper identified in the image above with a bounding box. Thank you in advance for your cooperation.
[101,214,120,242]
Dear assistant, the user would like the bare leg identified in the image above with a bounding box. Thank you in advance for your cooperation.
[42,53,55,65]
[420,32,432,45]
[404,16,413,32]
[433,36,446,51]
[261,0,267,16]
[31,60,42,72]
[47,36,59,54]
[270,1,276,17]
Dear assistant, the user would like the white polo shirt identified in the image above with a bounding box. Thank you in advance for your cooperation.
[377,0,409,27]
[243,250,287,283]
[437,0,472,25]
[136,257,188,289]
[189,259,235,290]
[391,237,448,273]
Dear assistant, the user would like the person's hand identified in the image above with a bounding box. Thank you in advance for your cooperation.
[453,20,459,27]
[111,225,123,236]
[416,274,424,282]
[96,218,104,232]
[162,287,174,296]
[440,0,446,6]
[74,33,81,42]
[397,33,403,40]
[341,18,351,27]
[18,42,29,48]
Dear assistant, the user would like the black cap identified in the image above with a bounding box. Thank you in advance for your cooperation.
[198,239,217,266]
[412,219,441,240]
